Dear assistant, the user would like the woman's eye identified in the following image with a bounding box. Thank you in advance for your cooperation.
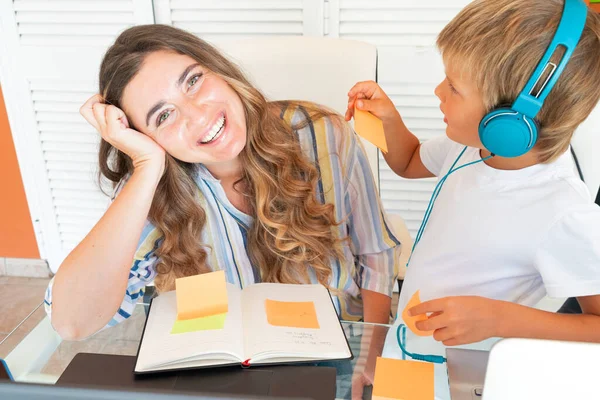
[188,73,202,88]
[157,110,170,126]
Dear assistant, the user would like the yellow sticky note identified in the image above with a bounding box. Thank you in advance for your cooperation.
[175,270,228,320]
[373,357,434,400]
[265,299,320,329]
[353,107,388,153]
[402,290,434,337]
[171,313,227,334]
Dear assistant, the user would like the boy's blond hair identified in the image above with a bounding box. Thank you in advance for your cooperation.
[437,0,600,163]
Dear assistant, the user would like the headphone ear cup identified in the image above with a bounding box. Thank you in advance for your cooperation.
[479,108,538,157]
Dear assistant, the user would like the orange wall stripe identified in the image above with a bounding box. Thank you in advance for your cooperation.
[0,85,40,259]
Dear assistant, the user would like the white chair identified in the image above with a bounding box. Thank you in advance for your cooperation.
[216,36,411,284]
[217,36,379,173]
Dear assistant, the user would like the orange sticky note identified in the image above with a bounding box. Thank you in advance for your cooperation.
[373,357,434,400]
[353,107,388,153]
[402,290,434,337]
[175,270,228,320]
[265,299,320,329]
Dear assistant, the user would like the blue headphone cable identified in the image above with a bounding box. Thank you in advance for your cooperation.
[396,324,446,364]
[398,146,493,364]
[406,146,494,267]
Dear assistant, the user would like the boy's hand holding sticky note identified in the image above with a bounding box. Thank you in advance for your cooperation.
[402,290,434,337]
[373,357,434,400]
[353,106,388,153]
[171,270,229,334]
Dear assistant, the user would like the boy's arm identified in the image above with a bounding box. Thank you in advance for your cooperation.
[496,295,600,343]
[410,295,600,346]
[380,114,434,179]
[346,81,434,179]
[411,202,600,346]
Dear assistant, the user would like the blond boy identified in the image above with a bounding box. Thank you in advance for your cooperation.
[346,0,600,398]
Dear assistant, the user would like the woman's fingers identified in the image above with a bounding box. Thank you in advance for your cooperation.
[79,94,104,131]
[105,105,128,141]
[79,94,165,171]
[92,102,108,133]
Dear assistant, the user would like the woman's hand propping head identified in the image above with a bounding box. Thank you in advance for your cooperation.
[80,94,166,174]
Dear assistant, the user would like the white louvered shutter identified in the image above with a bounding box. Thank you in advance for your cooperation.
[152,0,325,42]
[0,0,154,272]
[327,0,470,237]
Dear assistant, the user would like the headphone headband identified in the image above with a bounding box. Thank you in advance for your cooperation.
[512,0,588,119]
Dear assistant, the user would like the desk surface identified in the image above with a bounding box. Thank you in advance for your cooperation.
[0,301,391,400]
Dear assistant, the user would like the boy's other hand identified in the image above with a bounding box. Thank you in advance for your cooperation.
[345,81,400,123]
[409,296,503,346]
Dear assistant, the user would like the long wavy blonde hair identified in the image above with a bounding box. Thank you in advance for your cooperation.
[98,25,344,292]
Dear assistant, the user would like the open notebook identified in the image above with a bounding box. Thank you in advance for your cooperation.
[134,283,353,374]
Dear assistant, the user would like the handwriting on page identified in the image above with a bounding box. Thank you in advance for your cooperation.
[283,331,333,346]
[265,299,320,329]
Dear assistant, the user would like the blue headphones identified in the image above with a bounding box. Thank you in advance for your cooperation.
[478,0,588,158]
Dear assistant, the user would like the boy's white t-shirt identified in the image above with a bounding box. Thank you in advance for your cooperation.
[382,135,600,399]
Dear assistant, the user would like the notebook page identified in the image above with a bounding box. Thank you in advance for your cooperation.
[241,283,351,363]
[135,283,244,372]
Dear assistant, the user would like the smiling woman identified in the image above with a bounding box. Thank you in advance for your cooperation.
[121,52,248,165]
[44,25,400,340]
